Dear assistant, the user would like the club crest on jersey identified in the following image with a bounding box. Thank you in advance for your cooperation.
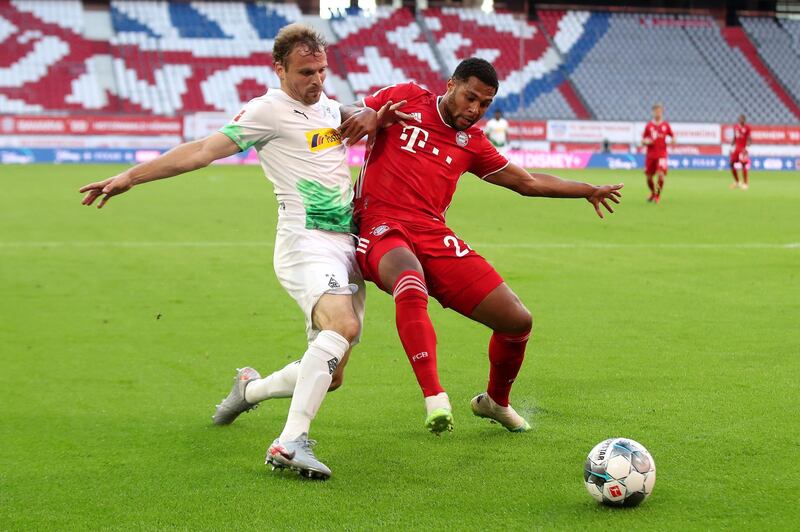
[456,131,469,147]
[306,128,342,152]
[371,224,390,236]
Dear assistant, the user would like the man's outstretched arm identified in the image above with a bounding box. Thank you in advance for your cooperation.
[483,163,624,219]
[80,132,240,208]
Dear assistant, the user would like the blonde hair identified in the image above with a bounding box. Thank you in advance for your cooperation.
[272,24,327,67]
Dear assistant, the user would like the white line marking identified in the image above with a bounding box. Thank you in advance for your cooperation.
[0,242,798,249]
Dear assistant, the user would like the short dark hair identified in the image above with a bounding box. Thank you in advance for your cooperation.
[452,58,498,93]
[273,23,326,67]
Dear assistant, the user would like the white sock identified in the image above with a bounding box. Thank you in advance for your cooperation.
[424,392,451,415]
[244,360,300,403]
[279,330,349,443]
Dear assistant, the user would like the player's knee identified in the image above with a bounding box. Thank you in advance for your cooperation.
[514,307,534,334]
[330,316,361,344]
[497,305,532,334]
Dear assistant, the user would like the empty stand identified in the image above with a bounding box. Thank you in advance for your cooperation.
[0,0,114,112]
[329,6,443,98]
[0,1,797,124]
[740,16,800,110]
[685,21,796,123]
[422,7,583,119]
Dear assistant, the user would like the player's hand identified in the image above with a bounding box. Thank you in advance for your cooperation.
[586,183,623,219]
[338,100,413,147]
[378,100,420,129]
[79,173,134,208]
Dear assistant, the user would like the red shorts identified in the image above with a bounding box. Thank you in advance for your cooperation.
[730,149,749,166]
[645,156,668,177]
[356,217,504,316]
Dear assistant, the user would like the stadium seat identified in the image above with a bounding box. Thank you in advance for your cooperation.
[328,6,444,99]
[740,16,800,112]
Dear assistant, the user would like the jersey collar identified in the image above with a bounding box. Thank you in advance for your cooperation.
[436,96,455,130]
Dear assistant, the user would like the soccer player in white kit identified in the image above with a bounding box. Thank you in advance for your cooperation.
[79,24,392,480]
[484,109,510,155]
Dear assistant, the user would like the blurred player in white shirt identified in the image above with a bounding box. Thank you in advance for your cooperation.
[484,109,510,155]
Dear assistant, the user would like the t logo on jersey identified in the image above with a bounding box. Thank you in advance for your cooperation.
[399,125,429,153]
[306,128,342,152]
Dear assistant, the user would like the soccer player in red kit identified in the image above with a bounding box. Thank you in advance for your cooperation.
[730,114,751,190]
[642,103,675,204]
[353,58,623,434]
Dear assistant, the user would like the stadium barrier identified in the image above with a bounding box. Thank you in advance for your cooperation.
[3,147,797,171]
[3,113,798,169]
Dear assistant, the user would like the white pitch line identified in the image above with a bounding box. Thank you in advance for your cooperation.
[0,242,798,249]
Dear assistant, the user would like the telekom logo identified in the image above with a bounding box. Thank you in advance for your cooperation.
[399,125,429,153]
[609,485,623,497]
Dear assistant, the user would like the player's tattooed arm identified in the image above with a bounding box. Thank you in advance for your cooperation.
[79,132,239,209]
[338,100,411,146]
[483,163,624,219]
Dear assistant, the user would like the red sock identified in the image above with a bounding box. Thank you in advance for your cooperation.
[731,168,739,182]
[742,167,748,184]
[657,176,664,195]
[487,330,530,407]
[393,271,443,397]
[646,177,655,195]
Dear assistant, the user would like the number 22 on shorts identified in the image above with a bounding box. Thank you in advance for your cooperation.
[443,235,472,257]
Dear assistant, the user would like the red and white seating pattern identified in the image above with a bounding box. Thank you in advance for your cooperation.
[0,0,111,112]
[422,8,551,98]
[328,6,443,98]
[108,1,305,115]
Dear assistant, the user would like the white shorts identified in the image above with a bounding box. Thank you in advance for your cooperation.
[273,220,365,344]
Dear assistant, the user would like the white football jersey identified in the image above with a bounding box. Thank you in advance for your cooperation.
[220,89,352,232]
[485,117,509,147]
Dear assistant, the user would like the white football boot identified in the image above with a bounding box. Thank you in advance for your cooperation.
[266,434,331,480]
[424,392,454,435]
[470,393,531,432]
[212,367,261,425]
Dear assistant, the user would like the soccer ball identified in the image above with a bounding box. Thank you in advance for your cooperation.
[583,438,656,507]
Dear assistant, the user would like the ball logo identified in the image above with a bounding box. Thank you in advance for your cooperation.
[609,485,622,498]
[371,224,390,236]
[456,131,469,147]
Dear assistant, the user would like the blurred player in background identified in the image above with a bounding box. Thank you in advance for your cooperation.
[729,114,752,190]
[484,109,510,154]
[642,103,675,204]
[353,58,623,435]
[79,24,395,480]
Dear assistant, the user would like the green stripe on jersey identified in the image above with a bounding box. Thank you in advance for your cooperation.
[219,124,257,151]
[297,179,353,233]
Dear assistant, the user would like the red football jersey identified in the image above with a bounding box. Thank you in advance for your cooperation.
[643,120,674,159]
[355,83,508,225]
[733,123,751,151]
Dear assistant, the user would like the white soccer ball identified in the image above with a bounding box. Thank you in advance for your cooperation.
[584,438,656,507]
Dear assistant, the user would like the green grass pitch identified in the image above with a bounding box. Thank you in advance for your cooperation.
[2,164,798,529]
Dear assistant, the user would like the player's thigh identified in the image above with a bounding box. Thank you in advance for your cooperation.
[469,282,533,334]
[357,221,423,292]
[418,230,505,318]
[645,157,657,177]
[274,225,361,342]
[657,157,668,175]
